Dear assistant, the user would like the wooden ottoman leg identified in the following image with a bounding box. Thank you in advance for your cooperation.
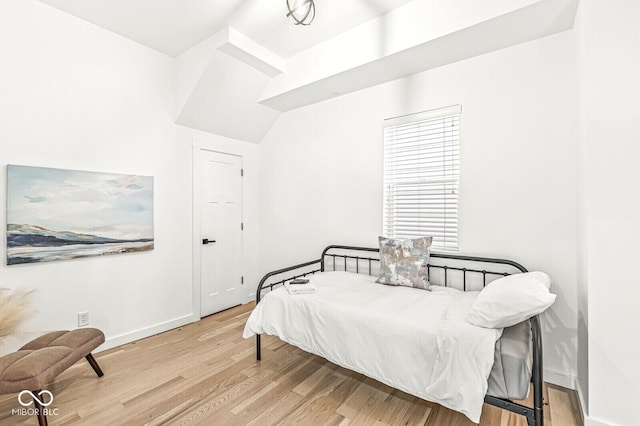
[85,353,104,377]
[32,390,48,426]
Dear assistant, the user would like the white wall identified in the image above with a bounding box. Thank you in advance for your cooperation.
[0,0,192,351]
[260,30,579,385]
[578,1,640,425]
[0,0,260,353]
[574,0,590,418]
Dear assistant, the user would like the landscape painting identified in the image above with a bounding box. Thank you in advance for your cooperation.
[7,165,154,265]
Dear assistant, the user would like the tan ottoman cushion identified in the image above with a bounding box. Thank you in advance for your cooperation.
[0,328,105,395]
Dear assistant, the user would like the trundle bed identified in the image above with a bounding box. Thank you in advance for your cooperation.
[243,245,545,425]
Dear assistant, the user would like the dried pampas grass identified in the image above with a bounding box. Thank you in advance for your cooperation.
[0,288,34,342]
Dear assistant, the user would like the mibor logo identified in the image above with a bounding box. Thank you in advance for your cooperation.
[18,390,54,407]
[12,390,59,417]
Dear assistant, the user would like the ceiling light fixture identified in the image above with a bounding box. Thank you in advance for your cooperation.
[286,0,315,26]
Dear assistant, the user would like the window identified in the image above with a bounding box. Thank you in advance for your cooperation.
[383,105,460,252]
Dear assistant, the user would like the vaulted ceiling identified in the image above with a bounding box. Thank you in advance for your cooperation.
[38,0,579,143]
[38,0,416,58]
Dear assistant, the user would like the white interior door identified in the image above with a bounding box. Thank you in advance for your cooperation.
[200,151,243,317]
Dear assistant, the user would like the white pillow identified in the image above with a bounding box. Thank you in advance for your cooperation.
[526,271,551,289]
[467,272,556,329]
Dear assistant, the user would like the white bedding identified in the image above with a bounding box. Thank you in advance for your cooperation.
[243,271,502,423]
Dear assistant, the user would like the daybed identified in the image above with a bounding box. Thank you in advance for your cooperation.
[243,245,547,426]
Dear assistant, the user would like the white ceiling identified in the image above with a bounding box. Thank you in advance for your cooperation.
[38,0,415,58]
[36,0,579,144]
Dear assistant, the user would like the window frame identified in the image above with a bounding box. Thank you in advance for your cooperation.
[382,105,461,252]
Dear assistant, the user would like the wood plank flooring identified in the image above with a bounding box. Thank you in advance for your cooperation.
[0,304,582,425]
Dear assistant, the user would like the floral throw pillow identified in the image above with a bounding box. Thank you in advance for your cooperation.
[376,236,432,290]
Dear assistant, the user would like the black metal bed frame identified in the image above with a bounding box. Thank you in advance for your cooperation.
[255,245,544,426]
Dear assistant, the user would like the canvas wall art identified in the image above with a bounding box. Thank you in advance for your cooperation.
[6,165,154,265]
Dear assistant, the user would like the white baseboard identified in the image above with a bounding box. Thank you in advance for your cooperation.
[96,313,198,352]
[544,367,575,389]
[575,376,587,425]
[584,415,613,426]
[575,377,615,426]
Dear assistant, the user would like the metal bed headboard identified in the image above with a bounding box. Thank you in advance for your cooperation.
[319,244,528,289]
[257,244,528,301]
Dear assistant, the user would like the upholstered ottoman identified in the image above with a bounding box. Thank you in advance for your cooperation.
[0,328,105,426]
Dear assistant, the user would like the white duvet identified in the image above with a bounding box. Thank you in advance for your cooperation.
[243,271,502,423]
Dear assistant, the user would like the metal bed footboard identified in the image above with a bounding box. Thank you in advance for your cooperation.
[254,244,544,426]
[255,258,322,360]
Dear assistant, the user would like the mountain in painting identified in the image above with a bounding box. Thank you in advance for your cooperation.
[7,224,151,248]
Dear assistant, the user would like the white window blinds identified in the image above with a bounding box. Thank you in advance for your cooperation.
[383,105,461,252]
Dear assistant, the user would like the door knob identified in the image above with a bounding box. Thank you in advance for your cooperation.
[202,238,216,245]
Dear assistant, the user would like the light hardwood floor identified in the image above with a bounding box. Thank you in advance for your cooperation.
[0,304,582,425]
